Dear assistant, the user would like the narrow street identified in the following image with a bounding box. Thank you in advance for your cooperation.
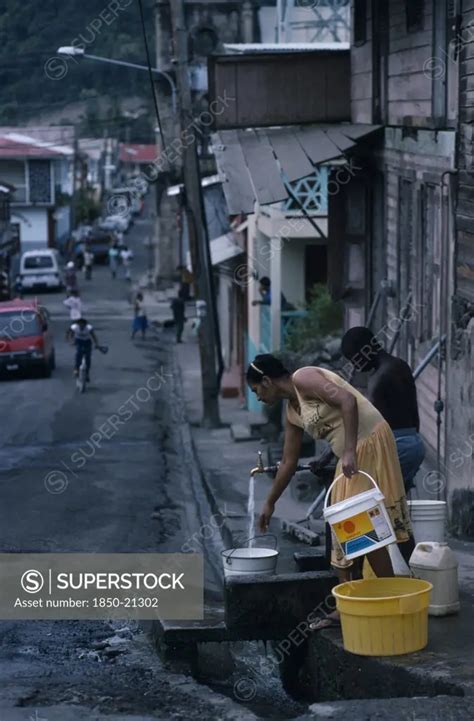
[0,201,238,719]
[1,2,473,719]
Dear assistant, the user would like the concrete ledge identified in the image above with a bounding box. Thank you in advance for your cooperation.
[294,549,330,572]
[296,696,474,720]
[301,627,470,701]
[224,571,337,638]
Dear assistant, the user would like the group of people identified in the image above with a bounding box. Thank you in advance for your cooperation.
[109,243,133,281]
[74,242,94,280]
[247,326,425,631]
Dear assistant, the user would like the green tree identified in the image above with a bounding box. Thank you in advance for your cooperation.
[285,284,343,352]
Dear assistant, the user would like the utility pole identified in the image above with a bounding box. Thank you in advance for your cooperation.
[169,0,221,427]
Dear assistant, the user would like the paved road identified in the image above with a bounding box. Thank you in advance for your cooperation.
[0,206,165,556]
[0,200,235,719]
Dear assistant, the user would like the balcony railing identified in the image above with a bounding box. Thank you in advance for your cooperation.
[260,305,308,351]
[281,310,307,347]
[260,304,272,353]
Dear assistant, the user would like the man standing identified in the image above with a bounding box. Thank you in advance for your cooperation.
[84,245,94,280]
[63,289,83,321]
[120,246,133,281]
[251,276,292,310]
[341,326,425,564]
[170,293,186,343]
[176,265,193,301]
[341,326,425,493]
[108,243,119,279]
[64,261,78,294]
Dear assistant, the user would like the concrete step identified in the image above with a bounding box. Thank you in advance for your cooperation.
[230,423,253,442]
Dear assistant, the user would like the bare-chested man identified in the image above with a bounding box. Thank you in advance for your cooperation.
[340,326,425,563]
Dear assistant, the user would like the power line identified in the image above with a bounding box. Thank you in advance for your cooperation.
[136,0,167,154]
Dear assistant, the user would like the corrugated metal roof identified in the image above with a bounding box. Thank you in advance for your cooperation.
[0,135,66,159]
[119,144,158,164]
[223,42,350,53]
[211,123,381,215]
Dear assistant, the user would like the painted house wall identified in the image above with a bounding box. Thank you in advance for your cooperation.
[12,207,49,249]
[281,238,327,307]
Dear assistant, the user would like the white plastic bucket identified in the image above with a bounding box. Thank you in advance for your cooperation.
[221,534,278,577]
[407,500,446,543]
[323,471,396,561]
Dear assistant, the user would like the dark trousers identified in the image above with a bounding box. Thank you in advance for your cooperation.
[176,318,184,342]
[75,339,92,373]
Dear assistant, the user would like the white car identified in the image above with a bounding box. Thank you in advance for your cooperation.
[99,214,131,233]
[19,250,62,292]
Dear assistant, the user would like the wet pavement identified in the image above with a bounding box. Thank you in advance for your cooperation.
[0,199,252,720]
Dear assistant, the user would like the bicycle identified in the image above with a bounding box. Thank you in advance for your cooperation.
[75,344,108,394]
[76,355,87,393]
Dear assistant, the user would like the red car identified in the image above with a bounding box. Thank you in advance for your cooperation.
[0,299,55,377]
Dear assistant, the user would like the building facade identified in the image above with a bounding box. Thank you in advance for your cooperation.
[344,0,472,532]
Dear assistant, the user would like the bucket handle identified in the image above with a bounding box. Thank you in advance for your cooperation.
[323,470,382,512]
[224,533,278,564]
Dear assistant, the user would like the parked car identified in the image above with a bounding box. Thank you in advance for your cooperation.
[19,250,62,293]
[99,213,131,233]
[0,299,55,377]
[88,229,114,264]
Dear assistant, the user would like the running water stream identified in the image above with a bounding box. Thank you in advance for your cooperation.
[247,475,255,547]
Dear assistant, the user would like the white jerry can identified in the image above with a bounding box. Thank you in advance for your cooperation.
[409,542,460,616]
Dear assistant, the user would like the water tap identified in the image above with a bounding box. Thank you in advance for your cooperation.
[250,450,278,477]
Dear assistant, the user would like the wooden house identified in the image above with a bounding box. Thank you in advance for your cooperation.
[330,0,473,530]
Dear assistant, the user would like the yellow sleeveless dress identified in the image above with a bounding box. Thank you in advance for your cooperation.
[287,367,412,569]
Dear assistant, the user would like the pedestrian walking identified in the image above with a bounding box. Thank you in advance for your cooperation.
[108,244,119,279]
[120,246,133,281]
[176,265,193,301]
[75,241,85,271]
[131,292,148,340]
[170,293,186,343]
[64,261,78,294]
[63,289,83,321]
[84,245,94,280]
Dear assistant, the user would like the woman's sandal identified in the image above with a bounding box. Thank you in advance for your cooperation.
[309,617,341,632]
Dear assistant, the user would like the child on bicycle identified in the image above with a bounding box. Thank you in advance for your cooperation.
[66,318,100,382]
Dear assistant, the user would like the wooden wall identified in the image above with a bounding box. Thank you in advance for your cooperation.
[351,0,434,124]
[351,2,373,123]
[387,0,433,123]
[456,0,474,303]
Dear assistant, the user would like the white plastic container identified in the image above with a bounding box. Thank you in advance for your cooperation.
[407,500,447,543]
[221,547,278,577]
[409,542,460,616]
[323,471,396,561]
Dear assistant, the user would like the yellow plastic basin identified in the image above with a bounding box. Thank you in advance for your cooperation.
[332,578,433,656]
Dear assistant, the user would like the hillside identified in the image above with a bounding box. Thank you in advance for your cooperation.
[0,0,155,138]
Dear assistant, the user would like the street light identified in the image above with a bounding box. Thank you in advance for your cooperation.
[56,47,177,114]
